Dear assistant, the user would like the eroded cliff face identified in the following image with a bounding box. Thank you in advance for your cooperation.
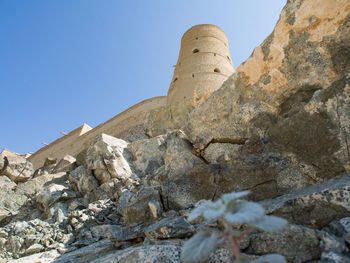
[184,0,350,180]
[1,0,350,262]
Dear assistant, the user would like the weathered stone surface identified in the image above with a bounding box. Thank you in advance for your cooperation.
[0,176,16,190]
[75,148,88,167]
[86,134,134,184]
[261,174,350,228]
[32,157,58,178]
[1,154,34,183]
[52,239,115,263]
[127,134,167,178]
[145,216,194,239]
[122,186,163,225]
[36,183,76,212]
[202,143,240,163]
[247,224,321,262]
[108,222,147,242]
[2,1,350,263]
[0,172,67,225]
[91,243,182,263]
[184,0,350,181]
[117,190,133,215]
[127,133,149,143]
[160,131,216,210]
[52,155,76,173]
[69,165,98,195]
[145,98,195,137]
[7,250,60,263]
[183,74,272,147]
[24,243,45,255]
[319,231,350,263]
[90,224,121,240]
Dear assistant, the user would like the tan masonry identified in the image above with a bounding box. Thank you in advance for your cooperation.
[168,24,235,105]
[28,24,234,169]
[28,97,167,169]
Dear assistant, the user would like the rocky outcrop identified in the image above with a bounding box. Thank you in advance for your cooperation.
[0,151,34,183]
[122,186,163,225]
[2,0,350,262]
[183,0,350,182]
[144,98,195,137]
[86,134,134,184]
[261,174,350,229]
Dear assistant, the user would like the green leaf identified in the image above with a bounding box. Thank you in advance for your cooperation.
[224,200,265,224]
[253,254,286,263]
[251,215,287,232]
[182,231,218,262]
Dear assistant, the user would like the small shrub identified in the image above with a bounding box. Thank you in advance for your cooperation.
[182,191,287,263]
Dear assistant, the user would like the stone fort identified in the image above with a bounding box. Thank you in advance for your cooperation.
[28,24,235,169]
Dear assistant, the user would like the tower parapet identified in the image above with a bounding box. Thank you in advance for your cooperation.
[168,24,235,105]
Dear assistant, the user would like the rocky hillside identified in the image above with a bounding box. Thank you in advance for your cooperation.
[1,0,350,262]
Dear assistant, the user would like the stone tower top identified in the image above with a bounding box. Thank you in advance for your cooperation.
[167,24,235,105]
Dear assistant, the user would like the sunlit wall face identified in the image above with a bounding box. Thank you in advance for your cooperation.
[0,1,286,154]
[168,24,234,105]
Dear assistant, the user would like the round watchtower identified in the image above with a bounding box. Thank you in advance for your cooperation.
[167,24,235,105]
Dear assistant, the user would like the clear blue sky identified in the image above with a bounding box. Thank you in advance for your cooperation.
[0,1,286,155]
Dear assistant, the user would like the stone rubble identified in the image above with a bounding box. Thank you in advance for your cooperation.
[1,0,350,262]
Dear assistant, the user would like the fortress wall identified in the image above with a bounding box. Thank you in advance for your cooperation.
[28,96,167,169]
[77,96,167,150]
[28,124,92,169]
[168,24,235,105]
[28,24,234,169]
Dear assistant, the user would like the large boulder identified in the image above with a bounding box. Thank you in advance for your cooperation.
[69,165,99,196]
[122,186,163,225]
[145,216,194,239]
[183,0,350,181]
[159,131,216,210]
[86,134,134,184]
[0,176,16,191]
[0,151,34,183]
[246,224,321,263]
[36,183,76,213]
[127,134,167,179]
[261,174,350,229]
[90,243,183,263]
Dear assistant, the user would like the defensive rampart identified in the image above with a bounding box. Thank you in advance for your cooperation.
[28,24,235,169]
[28,96,167,169]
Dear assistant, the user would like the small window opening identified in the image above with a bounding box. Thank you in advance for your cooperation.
[192,48,199,54]
[195,37,199,40]
[214,68,221,73]
[173,77,178,83]
[192,74,195,78]
[214,53,216,56]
